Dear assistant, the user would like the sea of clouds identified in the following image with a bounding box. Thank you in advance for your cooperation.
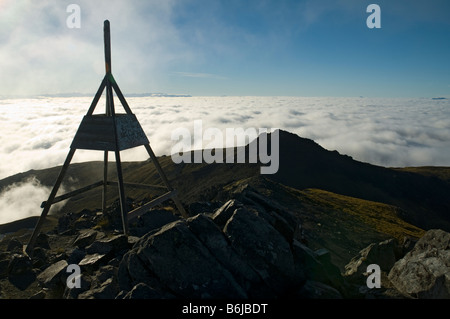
[0,96,449,224]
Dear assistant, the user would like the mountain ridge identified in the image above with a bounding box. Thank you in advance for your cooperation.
[1,129,449,232]
[0,129,449,299]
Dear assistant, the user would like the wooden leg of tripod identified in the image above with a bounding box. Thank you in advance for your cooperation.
[144,144,188,218]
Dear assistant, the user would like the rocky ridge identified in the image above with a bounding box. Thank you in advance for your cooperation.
[0,184,448,299]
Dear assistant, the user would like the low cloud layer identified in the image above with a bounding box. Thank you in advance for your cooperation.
[1,95,449,223]
[0,176,67,224]
[1,96,449,179]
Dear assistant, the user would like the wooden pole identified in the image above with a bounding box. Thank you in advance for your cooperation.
[104,20,111,74]
[41,180,104,207]
[144,144,188,218]
[104,19,128,234]
[102,152,109,214]
[108,82,129,235]
[127,190,178,221]
[86,77,106,116]
[110,75,133,114]
[26,148,77,254]
[102,31,111,214]
[26,20,189,255]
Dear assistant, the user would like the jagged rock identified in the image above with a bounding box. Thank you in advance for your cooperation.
[66,247,86,265]
[85,234,128,255]
[257,208,296,244]
[344,238,401,284]
[7,254,36,290]
[78,277,119,299]
[79,253,108,273]
[95,265,117,283]
[63,273,92,299]
[7,238,23,253]
[72,229,100,249]
[212,199,243,228]
[400,236,417,255]
[74,235,128,276]
[8,254,32,276]
[245,189,298,231]
[48,252,68,266]
[29,290,47,299]
[313,248,344,289]
[186,213,274,298]
[5,185,435,300]
[188,201,223,216]
[388,229,450,299]
[215,191,299,245]
[76,264,119,299]
[37,259,68,295]
[291,240,343,293]
[118,248,168,294]
[107,256,122,268]
[127,236,140,246]
[31,247,49,269]
[224,207,300,295]
[131,209,180,237]
[119,219,248,298]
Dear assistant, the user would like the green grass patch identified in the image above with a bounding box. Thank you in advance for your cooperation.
[299,188,425,240]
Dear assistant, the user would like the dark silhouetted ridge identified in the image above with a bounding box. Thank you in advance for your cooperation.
[262,130,450,231]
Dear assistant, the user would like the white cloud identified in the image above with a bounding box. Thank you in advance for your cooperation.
[0,176,67,224]
[1,96,449,180]
[0,95,449,225]
[0,0,187,96]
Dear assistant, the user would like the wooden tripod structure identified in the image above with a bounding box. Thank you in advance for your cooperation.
[25,20,187,254]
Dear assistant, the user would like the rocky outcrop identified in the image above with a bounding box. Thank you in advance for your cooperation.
[37,259,68,297]
[1,184,448,299]
[342,229,450,299]
[388,229,450,299]
[117,192,347,299]
[7,254,35,290]
[344,238,403,283]
[222,207,299,295]
[119,218,249,298]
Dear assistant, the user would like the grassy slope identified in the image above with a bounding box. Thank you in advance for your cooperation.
[299,188,425,241]
[269,131,450,232]
[393,166,450,183]
[224,176,425,269]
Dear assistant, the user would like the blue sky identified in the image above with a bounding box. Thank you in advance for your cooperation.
[1,0,449,97]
